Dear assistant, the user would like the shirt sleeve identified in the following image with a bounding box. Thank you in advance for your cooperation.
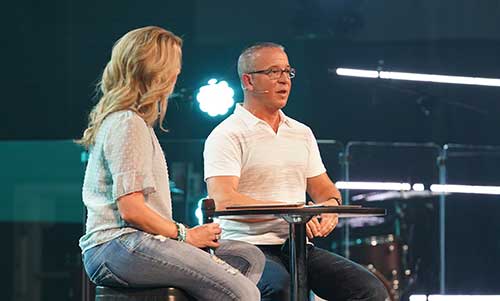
[203,130,242,180]
[305,127,327,178]
[103,112,156,201]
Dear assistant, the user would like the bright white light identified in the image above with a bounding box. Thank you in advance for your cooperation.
[428,295,500,301]
[430,184,500,195]
[412,183,425,191]
[336,181,500,195]
[336,68,379,78]
[380,71,500,87]
[409,295,428,301]
[335,181,412,191]
[409,295,500,301]
[196,79,235,117]
[335,67,500,87]
[195,199,204,225]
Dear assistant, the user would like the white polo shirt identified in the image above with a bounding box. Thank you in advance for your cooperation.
[204,104,326,245]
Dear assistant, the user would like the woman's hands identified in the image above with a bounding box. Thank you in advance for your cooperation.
[186,223,222,248]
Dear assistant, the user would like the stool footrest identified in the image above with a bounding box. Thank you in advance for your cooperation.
[95,286,194,300]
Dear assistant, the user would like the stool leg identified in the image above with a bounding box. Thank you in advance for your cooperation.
[82,269,95,301]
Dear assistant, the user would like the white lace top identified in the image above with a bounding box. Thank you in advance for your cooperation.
[79,110,172,252]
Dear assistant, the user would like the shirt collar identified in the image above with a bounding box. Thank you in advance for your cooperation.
[234,103,291,128]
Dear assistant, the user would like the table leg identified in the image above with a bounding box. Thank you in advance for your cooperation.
[289,223,308,301]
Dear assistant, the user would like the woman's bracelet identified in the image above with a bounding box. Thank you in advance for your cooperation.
[175,222,187,242]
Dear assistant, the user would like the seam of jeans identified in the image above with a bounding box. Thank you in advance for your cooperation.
[115,239,242,300]
[218,255,251,276]
[83,240,116,273]
[117,231,151,252]
[136,249,240,299]
[90,261,130,287]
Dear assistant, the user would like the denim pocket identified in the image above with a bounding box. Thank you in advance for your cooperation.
[91,262,129,287]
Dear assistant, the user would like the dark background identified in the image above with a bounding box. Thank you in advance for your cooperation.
[1,0,499,300]
[3,0,500,144]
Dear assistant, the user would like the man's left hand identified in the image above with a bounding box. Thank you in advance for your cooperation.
[318,213,339,237]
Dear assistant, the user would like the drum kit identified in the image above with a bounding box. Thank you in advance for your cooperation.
[328,191,439,301]
[347,234,408,301]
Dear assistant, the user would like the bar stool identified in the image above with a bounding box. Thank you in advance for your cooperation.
[95,285,195,301]
[81,256,196,301]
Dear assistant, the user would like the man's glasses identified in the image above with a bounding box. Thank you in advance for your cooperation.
[247,67,296,80]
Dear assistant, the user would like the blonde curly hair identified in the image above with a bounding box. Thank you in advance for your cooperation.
[77,26,182,149]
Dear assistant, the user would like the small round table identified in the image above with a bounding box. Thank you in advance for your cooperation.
[213,205,386,301]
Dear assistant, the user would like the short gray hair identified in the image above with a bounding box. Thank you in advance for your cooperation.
[237,42,285,79]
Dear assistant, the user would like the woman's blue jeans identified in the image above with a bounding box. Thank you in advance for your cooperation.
[83,231,265,301]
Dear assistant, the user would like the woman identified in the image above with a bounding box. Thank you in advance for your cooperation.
[76,26,264,300]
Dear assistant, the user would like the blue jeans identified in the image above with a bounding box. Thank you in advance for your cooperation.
[257,244,389,301]
[82,231,265,301]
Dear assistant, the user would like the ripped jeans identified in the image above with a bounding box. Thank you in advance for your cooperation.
[82,231,264,301]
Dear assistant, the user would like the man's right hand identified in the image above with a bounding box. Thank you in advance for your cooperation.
[186,223,221,249]
[306,216,322,239]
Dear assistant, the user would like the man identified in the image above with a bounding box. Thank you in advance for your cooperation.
[204,42,388,301]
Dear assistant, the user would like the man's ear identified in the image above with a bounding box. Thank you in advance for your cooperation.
[241,73,253,91]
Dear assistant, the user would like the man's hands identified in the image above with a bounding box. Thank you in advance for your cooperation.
[186,223,222,248]
[306,214,339,239]
[305,201,339,239]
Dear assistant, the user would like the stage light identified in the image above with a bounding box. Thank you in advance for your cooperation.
[336,68,379,78]
[335,181,412,191]
[380,71,500,87]
[428,295,500,301]
[337,182,500,195]
[412,183,425,191]
[409,295,500,301]
[196,79,235,117]
[409,295,427,301]
[195,198,204,225]
[430,184,500,195]
[335,67,500,87]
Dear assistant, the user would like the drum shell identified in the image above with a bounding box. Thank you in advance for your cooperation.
[349,236,401,280]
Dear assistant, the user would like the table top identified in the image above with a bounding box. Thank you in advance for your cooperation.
[213,205,386,218]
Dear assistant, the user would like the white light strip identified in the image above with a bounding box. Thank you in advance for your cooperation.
[409,295,428,301]
[335,182,500,195]
[412,183,425,191]
[335,181,411,191]
[428,295,500,301]
[336,68,500,87]
[380,71,500,87]
[336,68,379,78]
[430,184,500,195]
